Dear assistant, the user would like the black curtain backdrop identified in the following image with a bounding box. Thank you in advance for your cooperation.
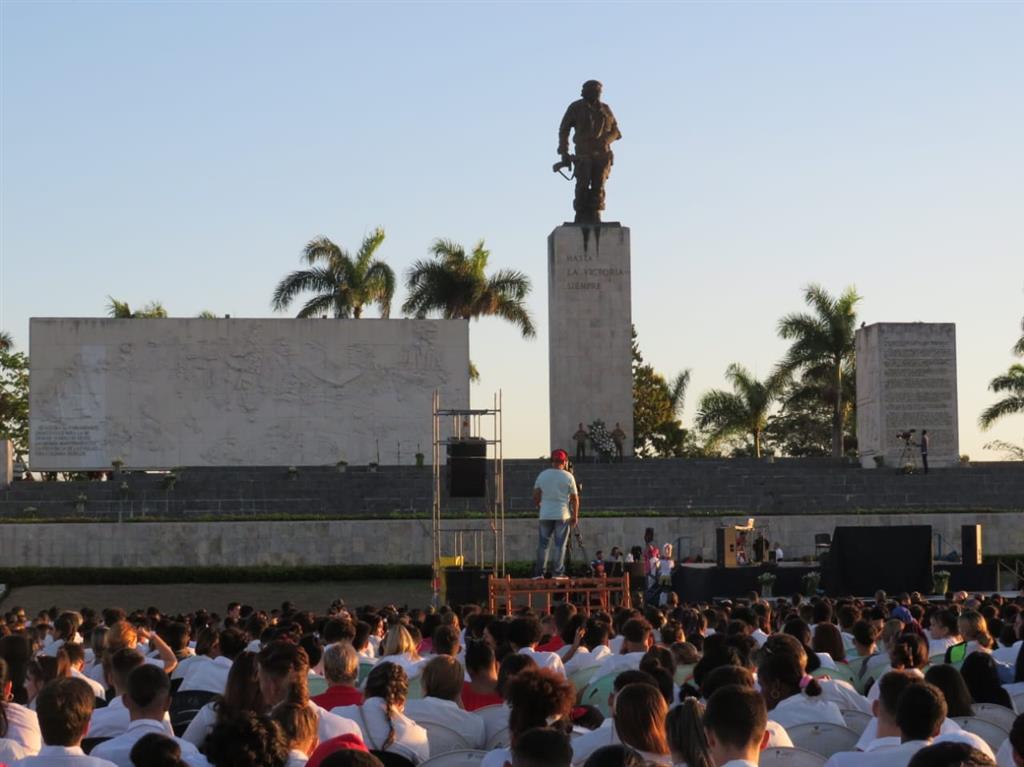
[824,525,933,595]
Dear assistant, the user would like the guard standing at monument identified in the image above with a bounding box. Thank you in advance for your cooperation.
[573,422,589,460]
[532,449,579,579]
[556,80,622,224]
[611,422,626,461]
[920,429,930,474]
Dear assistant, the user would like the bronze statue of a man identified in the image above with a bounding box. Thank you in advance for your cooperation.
[557,80,622,224]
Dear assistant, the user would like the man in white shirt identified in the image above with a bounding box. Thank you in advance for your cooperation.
[403,656,485,749]
[508,617,566,676]
[703,685,770,767]
[532,449,579,578]
[178,628,247,694]
[91,665,210,767]
[928,610,961,658]
[825,672,920,767]
[12,677,117,767]
[88,649,172,739]
[63,645,106,701]
[838,680,947,767]
[597,618,654,679]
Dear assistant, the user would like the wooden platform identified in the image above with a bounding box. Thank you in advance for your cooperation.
[488,573,631,613]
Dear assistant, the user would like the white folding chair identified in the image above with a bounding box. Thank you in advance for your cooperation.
[786,723,861,758]
[972,703,1017,731]
[759,747,828,767]
[485,726,510,750]
[475,704,508,745]
[952,716,1010,751]
[1013,692,1024,715]
[419,749,487,767]
[839,709,872,736]
[418,721,474,756]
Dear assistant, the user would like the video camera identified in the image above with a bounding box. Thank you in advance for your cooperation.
[896,429,916,442]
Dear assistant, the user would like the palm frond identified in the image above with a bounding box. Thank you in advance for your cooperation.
[271,267,337,312]
[302,236,344,266]
[491,298,536,338]
[355,227,386,271]
[0,330,14,351]
[979,394,1024,429]
[296,293,338,319]
[106,296,133,318]
[364,261,396,318]
[988,364,1024,393]
[668,370,691,416]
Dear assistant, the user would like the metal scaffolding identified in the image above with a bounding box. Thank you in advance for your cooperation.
[431,390,505,606]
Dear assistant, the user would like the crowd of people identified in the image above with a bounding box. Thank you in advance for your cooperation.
[0,588,1023,767]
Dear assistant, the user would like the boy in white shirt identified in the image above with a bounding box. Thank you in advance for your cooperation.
[703,685,770,767]
[12,677,117,767]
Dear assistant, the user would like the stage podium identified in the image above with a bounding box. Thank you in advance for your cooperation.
[715,519,768,568]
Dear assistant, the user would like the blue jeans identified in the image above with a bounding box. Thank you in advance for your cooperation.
[535,519,571,577]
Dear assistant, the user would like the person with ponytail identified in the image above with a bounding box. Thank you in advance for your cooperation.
[757,649,846,727]
[666,697,713,767]
[24,651,72,709]
[864,633,930,704]
[760,633,870,715]
[481,667,574,767]
[258,641,363,746]
[376,626,425,681]
[610,683,672,766]
[182,651,264,747]
[330,661,428,765]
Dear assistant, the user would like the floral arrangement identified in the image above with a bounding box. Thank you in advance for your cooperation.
[588,420,616,459]
[756,572,777,585]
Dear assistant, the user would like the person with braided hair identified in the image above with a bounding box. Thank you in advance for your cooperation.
[330,662,428,765]
[480,667,574,767]
[257,642,363,746]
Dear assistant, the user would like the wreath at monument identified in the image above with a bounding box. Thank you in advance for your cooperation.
[588,420,616,459]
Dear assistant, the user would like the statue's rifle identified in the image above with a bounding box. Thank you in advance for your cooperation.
[552,154,575,180]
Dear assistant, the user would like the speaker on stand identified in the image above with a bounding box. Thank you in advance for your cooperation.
[447,440,487,498]
[961,525,982,565]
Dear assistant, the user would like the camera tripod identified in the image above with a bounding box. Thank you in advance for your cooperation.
[897,438,918,472]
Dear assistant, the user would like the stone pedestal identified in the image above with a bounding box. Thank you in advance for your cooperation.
[856,323,959,469]
[548,224,633,456]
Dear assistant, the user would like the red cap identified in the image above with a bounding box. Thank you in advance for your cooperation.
[551,449,568,463]
[307,734,369,767]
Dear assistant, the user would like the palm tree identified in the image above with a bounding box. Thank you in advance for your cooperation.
[696,364,787,458]
[0,331,12,351]
[1014,314,1024,357]
[402,239,535,337]
[777,284,861,457]
[106,297,168,318]
[271,228,395,318]
[979,364,1024,429]
[668,370,691,419]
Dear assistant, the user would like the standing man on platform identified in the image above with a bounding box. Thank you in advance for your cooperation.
[920,429,930,474]
[573,422,590,460]
[532,449,579,579]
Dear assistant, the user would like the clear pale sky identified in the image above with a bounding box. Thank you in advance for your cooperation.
[2,2,1022,461]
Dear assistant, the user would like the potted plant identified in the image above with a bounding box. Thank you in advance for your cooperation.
[287,466,298,480]
[932,570,952,596]
[415,452,425,468]
[336,459,348,474]
[801,571,821,597]
[368,461,379,473]
[161,472,177,492]
[111,456,125,476]
[74,493,87,513]
[23,506,38,519]
[757,571,777,599]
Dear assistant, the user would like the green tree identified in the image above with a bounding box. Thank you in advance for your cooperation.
[1014,313,1024,357]
[106,297,168,318]
[402,239,535,337]
[766,371,857,457]
[777,284,861,458]
[0,347,29,461]
[979,364,1024,430]
[696,364,787,458]
[631,327,696,457]
[0,331,12,351]
[271,228,395,318]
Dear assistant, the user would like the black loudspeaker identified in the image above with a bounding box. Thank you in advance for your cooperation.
[961,525,982,565]
[824,526,933,595]
[444,568,492,606]
[447,440,487,498]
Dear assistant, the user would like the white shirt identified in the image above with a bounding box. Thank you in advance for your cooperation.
[3,701,42,752]
[517,647,566,676]
[11,744,118,767]
[70,669,106,700]
[571,719,616,766]
[928,636,957,657]
[819,678,872,714]
[376,653,427,680]
[597,651,646,680]
[996,735,1015,767]
[481,746,511,767]
[867,668,925,705]
[824,740,901,767]
[856,717,962,752]
[534,468,578,521]
[90,719,211,767]
[285,750,308,767]
[751,629,770,648]
[171,653,208,681]
[848,740,930,767]
[765,721,794,748]
[770,693,846,728]
[933,731,995,760]
[403,697,486,749]
[331,698,429,765]
[1,738,33,763]
[565,645,612,675]
[311,702,363,743]
[993,640,1022,665]
[178,655,232,694]
[86,697,173,739]
[181,700,220,747]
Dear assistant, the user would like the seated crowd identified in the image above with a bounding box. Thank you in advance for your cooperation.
[0,588,1023,767]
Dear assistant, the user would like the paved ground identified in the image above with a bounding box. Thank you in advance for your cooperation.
[1,580,433,616]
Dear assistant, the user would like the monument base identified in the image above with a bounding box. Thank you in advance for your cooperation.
[548,224,633,455]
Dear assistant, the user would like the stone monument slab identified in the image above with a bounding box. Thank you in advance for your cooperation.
[856,322,959,469]
[548,224,633,455]
[29,318,469,470]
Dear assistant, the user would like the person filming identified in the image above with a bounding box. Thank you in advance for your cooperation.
[532,449,580,579]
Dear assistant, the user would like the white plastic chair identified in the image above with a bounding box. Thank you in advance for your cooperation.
[475,704,508,744]
[951,716,1010,751]
[972,702,1017,731]
[759,747,828,767]
[418,721,475,756]
[419,749,487,767]
[485,726,510,750]
[786,723,861,758]
[839,709,872,736]
[1013,691,1024,715]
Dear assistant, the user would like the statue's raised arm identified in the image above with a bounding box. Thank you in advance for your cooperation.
[554,80,622,224]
